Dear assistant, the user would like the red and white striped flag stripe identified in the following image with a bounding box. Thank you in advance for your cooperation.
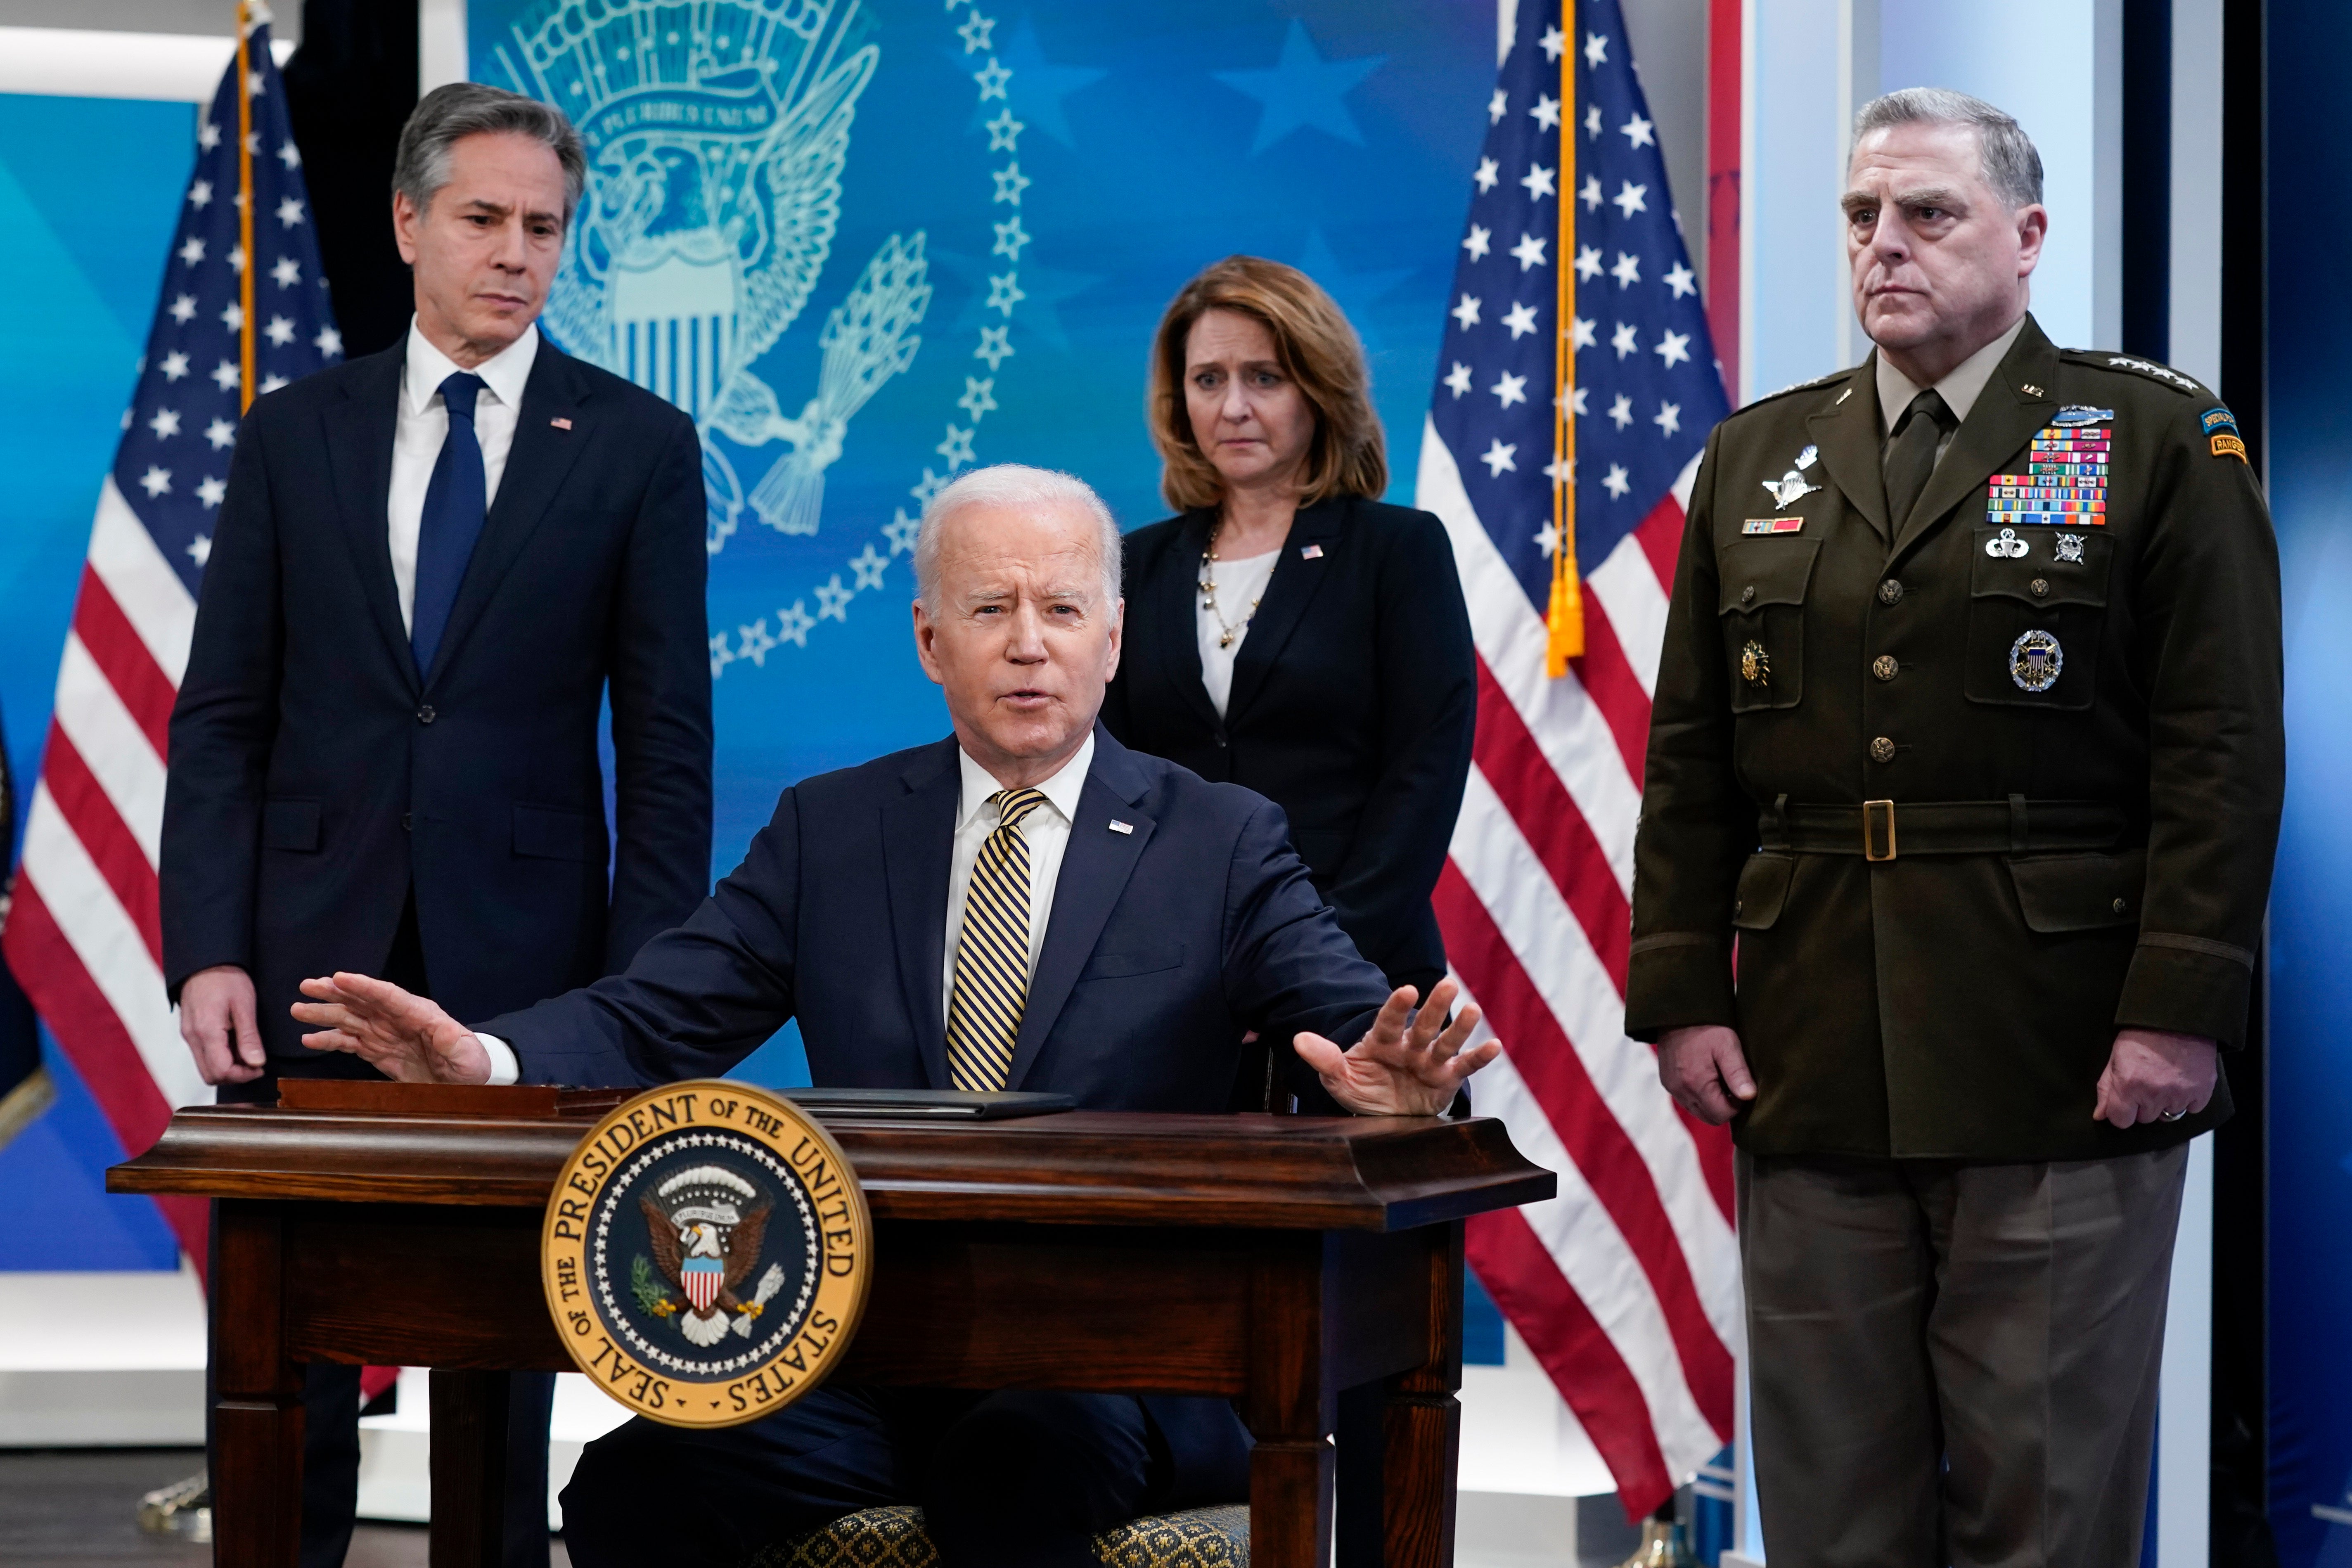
[4,485,212,1260]
[0,15,336,1270]
[1424,427,1739,1511]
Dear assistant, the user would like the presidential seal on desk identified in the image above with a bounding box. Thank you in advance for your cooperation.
[542,1081,872,1428]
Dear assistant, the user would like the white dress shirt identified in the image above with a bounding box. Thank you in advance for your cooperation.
[387,318,539,630]
[1874,315,2027,463]
[479,734,1097,1087]
[1194,548,1279,717]
[940,733,1092,1025]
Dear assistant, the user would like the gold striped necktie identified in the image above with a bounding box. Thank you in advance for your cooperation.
[946,787,1050,1093]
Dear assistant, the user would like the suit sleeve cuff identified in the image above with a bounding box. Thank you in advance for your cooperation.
[476,1033,521,1085]
[2114,935,2257,1048]
[1623,933,1738,1042]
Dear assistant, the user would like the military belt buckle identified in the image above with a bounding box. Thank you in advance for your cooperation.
[1863,800,1898,862]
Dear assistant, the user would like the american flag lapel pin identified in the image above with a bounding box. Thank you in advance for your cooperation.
[1300,543,1324,560]
[1108,820,1135,835]
[550,417,573,431]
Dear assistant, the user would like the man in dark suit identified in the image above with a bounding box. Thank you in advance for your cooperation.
[161,84,712,1568]
[291,463,1498,1568]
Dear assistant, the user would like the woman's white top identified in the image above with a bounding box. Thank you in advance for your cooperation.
[1194,547,1281,718]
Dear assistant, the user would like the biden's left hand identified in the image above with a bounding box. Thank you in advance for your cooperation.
[1293,978,1502,1116]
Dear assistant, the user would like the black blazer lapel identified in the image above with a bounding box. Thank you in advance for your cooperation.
[1891,318,2061,558]
[880,739,962,1090]
[422,343,595,689]
[1222,497,1347,722]
[1804,362,1890,545]
[321,348,413,687]
[1150,511,1224,735]
[1004,731,1154,1092]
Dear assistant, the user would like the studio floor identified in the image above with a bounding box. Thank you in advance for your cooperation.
[0,1445,1635,1568]
[0,1448,575,1568]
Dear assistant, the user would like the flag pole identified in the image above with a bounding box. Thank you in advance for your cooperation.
[1545,0,1584,677]
[234,0,258,412]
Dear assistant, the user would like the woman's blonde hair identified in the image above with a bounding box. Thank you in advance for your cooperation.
[1148,256,1388,513]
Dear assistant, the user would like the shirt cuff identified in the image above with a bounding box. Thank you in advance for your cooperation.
[476,1032,521,1085]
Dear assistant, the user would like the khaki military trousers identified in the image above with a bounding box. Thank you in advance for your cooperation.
[1739,1144,2188,1567]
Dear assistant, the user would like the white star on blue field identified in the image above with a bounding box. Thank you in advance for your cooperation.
[960,15,1108,147]
[1214,19,1384,155]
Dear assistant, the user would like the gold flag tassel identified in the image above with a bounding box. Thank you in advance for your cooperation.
[234,0,259,412]
[1544,0,1583,677]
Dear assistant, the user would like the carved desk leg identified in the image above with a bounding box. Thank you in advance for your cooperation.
[212,1200,304,1568]
[1245,1231,1335,1568]
[1381,1222,1464,1566]
[429,1369,512,1568]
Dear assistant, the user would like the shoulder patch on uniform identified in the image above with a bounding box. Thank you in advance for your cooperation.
[2059,348,2209,397]
[2212,433,2248,462]
[2201,406,2240,436]
[1745,368,1856,408]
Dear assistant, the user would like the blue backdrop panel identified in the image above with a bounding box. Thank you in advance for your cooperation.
[0,93,195,1271]
[2268,1,2352,1557]
[465,0,1511,1360]
[465,0,1493,871]
[0,8,1521,1373]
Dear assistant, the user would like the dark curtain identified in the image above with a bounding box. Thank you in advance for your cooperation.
[282,0,421,358]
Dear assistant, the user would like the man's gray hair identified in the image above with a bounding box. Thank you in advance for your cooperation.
[1853,88,2044,211]
[393,83,587,223]
[914,464,1123,611]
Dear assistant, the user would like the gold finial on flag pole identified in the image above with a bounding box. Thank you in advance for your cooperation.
[234,0,258,412]
[1545,0,1585,677]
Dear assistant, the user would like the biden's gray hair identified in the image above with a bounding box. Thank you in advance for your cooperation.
[914,465,1123,612]
[393,83,587,223]
[1853,88,2044,211]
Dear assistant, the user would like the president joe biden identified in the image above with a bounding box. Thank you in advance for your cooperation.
[291,462,1499,1565]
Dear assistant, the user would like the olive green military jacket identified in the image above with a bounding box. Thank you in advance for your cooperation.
[1625,315,2283,1161]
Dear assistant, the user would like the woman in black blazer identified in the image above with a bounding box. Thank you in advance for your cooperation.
[1102,256,1474,999]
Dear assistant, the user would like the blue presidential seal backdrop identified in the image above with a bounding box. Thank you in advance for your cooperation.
[0,6,1504,1356]
[463,0,1492,905]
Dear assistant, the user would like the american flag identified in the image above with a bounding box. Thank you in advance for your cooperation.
[1415,0,1738,1515]
[0,9,339,1267]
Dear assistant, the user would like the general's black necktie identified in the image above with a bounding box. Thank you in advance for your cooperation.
[411,371,488,680]
[1883,388,1957,533]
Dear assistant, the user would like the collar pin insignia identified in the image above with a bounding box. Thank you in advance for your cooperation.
[1108,820,1134,835]
[2020,383,2044,398]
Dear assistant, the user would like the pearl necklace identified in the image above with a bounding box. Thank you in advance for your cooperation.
[1198,523,1266,651]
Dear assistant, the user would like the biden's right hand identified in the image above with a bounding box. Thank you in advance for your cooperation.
[292,972,492,1085]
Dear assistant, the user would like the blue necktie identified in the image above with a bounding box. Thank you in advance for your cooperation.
[410,371,488,680]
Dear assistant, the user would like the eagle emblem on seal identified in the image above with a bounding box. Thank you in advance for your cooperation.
[493,0,934,550]
[635,1165,786,1348]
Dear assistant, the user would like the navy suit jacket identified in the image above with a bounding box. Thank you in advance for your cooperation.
[484,728,1391,1105]
[482,727,1393,1498]
[161,337,713,1061]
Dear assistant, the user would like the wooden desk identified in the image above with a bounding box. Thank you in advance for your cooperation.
[111,1102,1551,1568]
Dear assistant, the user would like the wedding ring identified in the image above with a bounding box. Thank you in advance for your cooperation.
[2160,1109,2186,1122]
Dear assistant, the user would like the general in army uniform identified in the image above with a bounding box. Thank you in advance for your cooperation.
[1629,90,2282,1565]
